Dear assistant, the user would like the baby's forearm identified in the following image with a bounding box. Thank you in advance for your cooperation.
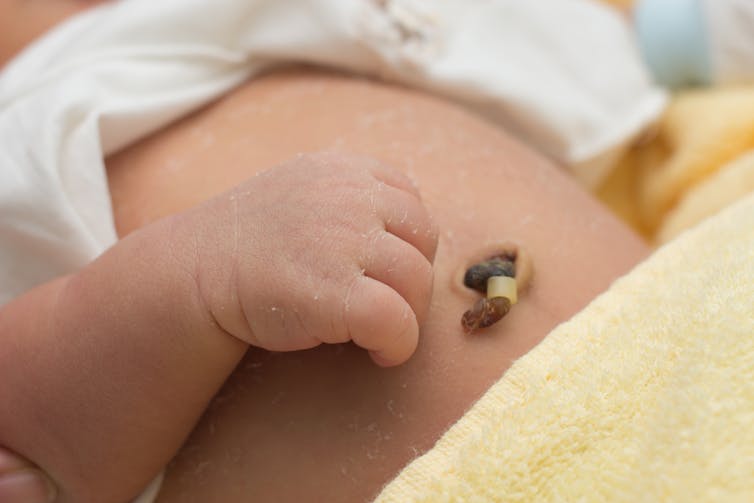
[0,214,247,503]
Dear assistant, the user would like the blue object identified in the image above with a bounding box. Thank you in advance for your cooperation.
[634,0,712,88]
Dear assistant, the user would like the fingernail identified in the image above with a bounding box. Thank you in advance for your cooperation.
[0,469,57,503]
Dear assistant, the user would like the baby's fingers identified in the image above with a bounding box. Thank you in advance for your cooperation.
[376,185,438,264]
[362,231,433,326]
[363,157,423,200]
[345,276,419,367]
[0,448,56,503]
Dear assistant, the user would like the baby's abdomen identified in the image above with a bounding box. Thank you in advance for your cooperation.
[107,69,648,502]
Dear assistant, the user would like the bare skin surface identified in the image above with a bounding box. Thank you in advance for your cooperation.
[0,0,108,68]
[107,69,649,502]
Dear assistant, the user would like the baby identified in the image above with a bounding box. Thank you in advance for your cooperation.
[4,0,749,502]
[0,4,436,503]
[3,152,439,503]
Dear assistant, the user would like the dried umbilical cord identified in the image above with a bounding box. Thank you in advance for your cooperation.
[461,248,530,334]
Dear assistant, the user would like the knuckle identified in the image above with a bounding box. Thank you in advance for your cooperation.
[385,290,416,334]
[388,302,419,353]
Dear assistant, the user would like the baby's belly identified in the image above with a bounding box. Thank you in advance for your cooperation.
[107,69,648,502]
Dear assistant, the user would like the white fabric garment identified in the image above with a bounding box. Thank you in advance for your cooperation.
[0,0,664,500]
[0,0,664,306]
[704,0,754,85]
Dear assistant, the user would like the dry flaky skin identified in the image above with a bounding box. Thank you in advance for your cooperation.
[461,296,512,333]
[106,69,649,503]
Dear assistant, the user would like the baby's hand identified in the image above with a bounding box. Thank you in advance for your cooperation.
[186,153,437,366]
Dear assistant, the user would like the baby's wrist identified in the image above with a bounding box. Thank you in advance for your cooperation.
[7,211,249,502]
[164,204,254,347]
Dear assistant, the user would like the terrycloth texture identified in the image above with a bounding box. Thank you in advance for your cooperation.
[597,86,754,242]
[375,7,754,499]
[376,188,754,502]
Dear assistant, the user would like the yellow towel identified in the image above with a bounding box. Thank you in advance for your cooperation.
[376,191,754,502]
[376,4,754,499]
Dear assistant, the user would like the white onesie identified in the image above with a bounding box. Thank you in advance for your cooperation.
[0,0,663,500]
[0,0,664,305]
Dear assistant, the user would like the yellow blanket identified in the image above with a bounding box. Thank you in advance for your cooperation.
[377,186,754,502]
[377,76,754,502]
[598,87,754,243]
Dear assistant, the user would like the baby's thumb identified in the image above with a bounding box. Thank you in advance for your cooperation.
[0,449,57,503]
